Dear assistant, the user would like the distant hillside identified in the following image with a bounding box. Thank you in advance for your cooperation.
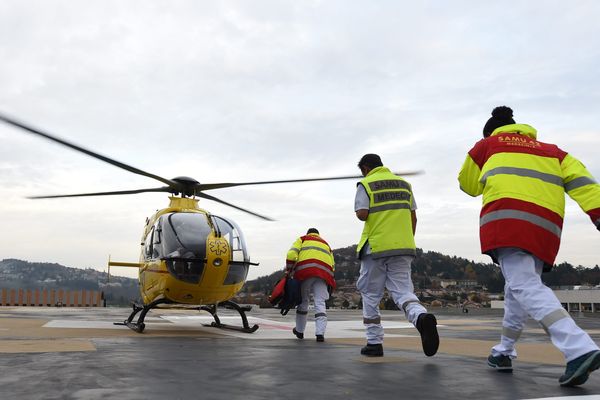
[0,259,139,306]
[241,246,503,295]
[241,245,600,296]
[4,246,599,309]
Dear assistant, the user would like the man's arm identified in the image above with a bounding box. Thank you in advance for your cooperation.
[411,210,417,235]
[562,153,600,230]
[458,141,485,197]
[286,237,302,270]
[354,184,370,221]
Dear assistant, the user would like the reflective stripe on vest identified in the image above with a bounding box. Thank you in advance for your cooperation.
[300,246,333,257]
[565,176,598,192]
[291,233,336,287]
[357,166,416,258]
[480,209,562,237]
[295,262,335,277]
[481,166,564,187]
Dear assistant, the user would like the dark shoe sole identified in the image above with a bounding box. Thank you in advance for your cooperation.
[487,360,513,372]
[361,351,384,357]
[419,314,439,357]
[560,351,600,387]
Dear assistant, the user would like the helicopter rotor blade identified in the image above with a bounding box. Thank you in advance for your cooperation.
[196,192,274,221]
[0,112,177,187]
[197,171,424,191]
[27,187,173,199]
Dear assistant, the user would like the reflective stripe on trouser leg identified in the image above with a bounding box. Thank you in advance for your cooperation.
[312,279,329,336]
[539,308,599,362]
[384,255,426,325]
[492,283,527,358]
[497,247,599,361]
[357,254,386,344]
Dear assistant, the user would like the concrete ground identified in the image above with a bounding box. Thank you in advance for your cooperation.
[1,306,600,400]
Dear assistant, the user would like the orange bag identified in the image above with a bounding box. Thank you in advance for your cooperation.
[268,276,287,306]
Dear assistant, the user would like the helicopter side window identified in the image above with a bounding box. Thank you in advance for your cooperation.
[143,226,155,260]
[213,216,249,262]
[152,223,163,259]
[213,216,250,285]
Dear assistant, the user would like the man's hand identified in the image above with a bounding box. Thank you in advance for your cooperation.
[356,209,369,221]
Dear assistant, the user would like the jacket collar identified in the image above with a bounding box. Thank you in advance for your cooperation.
[491,123,538,139]
[366,166,390,177]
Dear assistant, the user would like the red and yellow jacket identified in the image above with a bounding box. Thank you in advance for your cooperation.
[286,233,336,288]
[459,123,600,268]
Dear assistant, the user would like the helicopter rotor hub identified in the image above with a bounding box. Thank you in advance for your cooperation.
[171,176,200,197]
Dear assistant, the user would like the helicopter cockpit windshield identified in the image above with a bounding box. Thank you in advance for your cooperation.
[160,213,210,260]
[145,212,211,284]
[144,212,251,285]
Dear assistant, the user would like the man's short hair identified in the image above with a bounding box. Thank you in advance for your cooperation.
[306,228,319,235]
[358,153,383,169]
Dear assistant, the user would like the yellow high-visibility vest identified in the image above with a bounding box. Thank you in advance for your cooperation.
[286,233,336,288]
[357,166,416,258]
[458,123,600,266]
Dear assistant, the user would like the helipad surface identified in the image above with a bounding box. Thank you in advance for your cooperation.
[0,306,599,399]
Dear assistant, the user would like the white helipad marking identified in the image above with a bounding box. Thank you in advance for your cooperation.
[43,314,436,340]
[161,315,420,339]
[44,320,131,329]
[43,316,169,330]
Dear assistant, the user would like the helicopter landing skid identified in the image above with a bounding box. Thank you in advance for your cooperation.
[114,298,170,333]
[199,300,259,333]
[114,299,259,333]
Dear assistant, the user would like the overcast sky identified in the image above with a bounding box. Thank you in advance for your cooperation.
[1,1,599,281]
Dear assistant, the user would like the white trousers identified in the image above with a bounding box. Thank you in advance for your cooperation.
[295,277,329,336]
[492,247,599,362]
[357,254,426,344]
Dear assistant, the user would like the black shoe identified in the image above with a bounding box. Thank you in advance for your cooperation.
[559,350,600,387]
[487,354,513,372]
[361,343,384,357]
[316,335,324,342]
[416,313,439,357]
[293,328,304,339]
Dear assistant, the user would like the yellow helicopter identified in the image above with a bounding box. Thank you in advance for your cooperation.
[1,112,420,333]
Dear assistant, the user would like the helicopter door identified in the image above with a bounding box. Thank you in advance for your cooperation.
[159,212,212,284]
[212,216,250,285]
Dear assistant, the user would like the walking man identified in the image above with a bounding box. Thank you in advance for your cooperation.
[355,153,439,357]
[458,106,600,386]
[286,228,336,342]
